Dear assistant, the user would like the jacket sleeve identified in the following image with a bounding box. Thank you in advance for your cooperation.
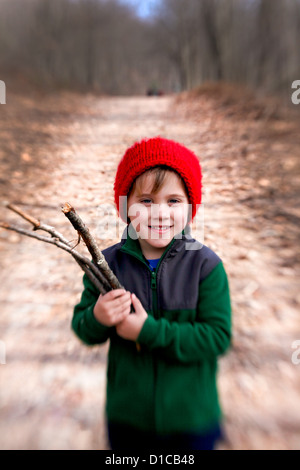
[137,262,232,364]
[72,273,111,345]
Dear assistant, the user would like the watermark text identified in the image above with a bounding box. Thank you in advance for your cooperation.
[0,80,6,104]
[0,341,6,364]
[291,340,300,365]
[291,80,300,105]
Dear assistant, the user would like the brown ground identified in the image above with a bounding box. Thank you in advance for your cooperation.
[0,83,299,450]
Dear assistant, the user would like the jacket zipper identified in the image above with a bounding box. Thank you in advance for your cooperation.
[121,243,174,317]
[150,271,158,318]
[120,245,174,434]
[128,256,159,317]
[122,252,159,431]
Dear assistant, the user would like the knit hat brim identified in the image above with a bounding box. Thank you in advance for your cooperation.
[114,137,202,223]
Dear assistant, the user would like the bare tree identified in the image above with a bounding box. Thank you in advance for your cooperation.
[0,0,299,97]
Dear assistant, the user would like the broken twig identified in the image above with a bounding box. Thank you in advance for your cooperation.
[62,203,122,290]
[1,202,137,348]
[0,203,121,294]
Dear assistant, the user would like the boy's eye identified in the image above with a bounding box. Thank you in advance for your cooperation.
[140,199,152,204]
[139,198,182,205]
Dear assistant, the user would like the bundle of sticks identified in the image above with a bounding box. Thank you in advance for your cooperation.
[0,202,122,295]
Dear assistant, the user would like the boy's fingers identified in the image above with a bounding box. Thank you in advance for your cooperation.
[106,292,130,308]
[114,309,130,323]
[112,308,130,325]
[131,293,142,309]
[112,298,132,315]
[105,289,128,301]
[116,292,131,306]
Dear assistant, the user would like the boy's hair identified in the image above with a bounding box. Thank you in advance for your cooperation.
[128,165,188,198]
[114,136,202,223]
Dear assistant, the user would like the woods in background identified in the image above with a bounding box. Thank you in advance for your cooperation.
[0,0,299,98]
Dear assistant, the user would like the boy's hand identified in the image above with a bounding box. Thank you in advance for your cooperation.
[116,293,148,342]
[93,289,131,327]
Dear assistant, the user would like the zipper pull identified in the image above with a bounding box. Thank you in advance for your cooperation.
[151,271,157,289]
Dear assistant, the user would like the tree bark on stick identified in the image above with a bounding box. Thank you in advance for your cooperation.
[61,203,122,290]
[0,203,122,294]
[0,221,107,294]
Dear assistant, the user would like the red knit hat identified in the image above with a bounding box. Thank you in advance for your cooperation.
[114,136,202,223]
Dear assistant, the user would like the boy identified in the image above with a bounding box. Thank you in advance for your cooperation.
[72,137,231,450]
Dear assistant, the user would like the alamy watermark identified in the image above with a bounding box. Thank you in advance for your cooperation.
[291,340,300,365]
[0,341,6,364]
[0,80,6,104]
[291,80,300,105]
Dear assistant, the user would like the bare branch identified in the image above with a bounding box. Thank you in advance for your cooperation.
[0,221,109,294]
[7,203,41,228]
[4,204,113,292]
[62,203,123,290]
[76,262,107,295]
[1,203,135,325]
[7,203,70,246]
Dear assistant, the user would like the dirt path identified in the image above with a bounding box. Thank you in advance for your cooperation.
[0,91,299,450]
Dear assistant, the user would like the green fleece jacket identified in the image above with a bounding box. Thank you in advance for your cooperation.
[72,228,232,435]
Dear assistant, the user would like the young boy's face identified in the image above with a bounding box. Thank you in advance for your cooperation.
[127,171,190,259]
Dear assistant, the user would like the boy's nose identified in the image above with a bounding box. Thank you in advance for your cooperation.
[150,203,171,221]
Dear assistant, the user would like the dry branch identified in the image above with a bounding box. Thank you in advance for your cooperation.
[7,203,41,228]
[0,203,122,294]
[62,203,122,290]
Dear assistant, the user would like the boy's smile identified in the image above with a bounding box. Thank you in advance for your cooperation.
[127,171,190,259]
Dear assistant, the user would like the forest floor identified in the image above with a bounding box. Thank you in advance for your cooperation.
[0,83,300,450]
